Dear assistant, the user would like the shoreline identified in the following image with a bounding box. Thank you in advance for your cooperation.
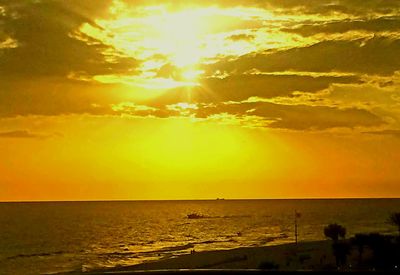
[84,240,342,273]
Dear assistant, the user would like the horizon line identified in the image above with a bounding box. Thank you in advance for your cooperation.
[1,197,400,203]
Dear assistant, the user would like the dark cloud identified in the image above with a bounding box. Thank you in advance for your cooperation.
[283,17,400,37]
[0,78,125,118]
[0,81,382,130]
[363,129,400,138]
[201,74,361,101]
[0,0,141,119]
[264,0,400,16]
[118,0,400,16]
[0,129,45,138]
[194,101,384,130]
[207,36,400,75]
[156,63,181,79]
[227,33,255,41]
[261,104,383,130]
[108,100,384,130]
[157,64,361,103]
[0,1,138,78]
[145,73,361,106]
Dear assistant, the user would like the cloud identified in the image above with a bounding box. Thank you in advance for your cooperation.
[116,0,400,17]
[0,1,138,78]
[227,33,255,41]
[0,0,398,133]
[207,36,400,76]
[201,74,361,101]
[194,101,384,130]
[363,129,400,138]
[264,0,400,16]
[0,130,54,139]
[144,72,361,106]
[283,17,400,37]
[262,104,383,130]
[0,76,130,118]
[111,102,180,118]
[107,99,384,130]
[326,82,400,107]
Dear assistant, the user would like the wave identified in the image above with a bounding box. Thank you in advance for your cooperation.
[194,239,235,245]
[257,233,291,245]
[140,243,194,255]
[220,215,252,219]
[104,251,138,258]
[6,250,66,260]
[187,214,252,219]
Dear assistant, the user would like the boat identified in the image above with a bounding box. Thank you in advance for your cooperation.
[187,213,204,219]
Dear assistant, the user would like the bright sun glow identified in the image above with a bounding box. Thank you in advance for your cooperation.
[75,5,275,89]
[143,10,204,67]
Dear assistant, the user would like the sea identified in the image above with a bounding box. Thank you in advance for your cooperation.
[0,199,399,274]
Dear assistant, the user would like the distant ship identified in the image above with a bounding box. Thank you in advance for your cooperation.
[216,198,225,200]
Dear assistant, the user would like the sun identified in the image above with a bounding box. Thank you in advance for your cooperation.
[135,9,209,86]
[179,67,204,82]
[76,5,268,89]
[147,10,204,68]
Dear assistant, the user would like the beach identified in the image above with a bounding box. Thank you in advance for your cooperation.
[86,240,346,273]
[2,200,399,274]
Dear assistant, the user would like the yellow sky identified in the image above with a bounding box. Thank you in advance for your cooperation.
[0,0,400,200]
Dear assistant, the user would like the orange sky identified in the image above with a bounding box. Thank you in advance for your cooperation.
[0,0,400,200]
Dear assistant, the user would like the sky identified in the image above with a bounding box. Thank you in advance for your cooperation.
[0,0,400,201]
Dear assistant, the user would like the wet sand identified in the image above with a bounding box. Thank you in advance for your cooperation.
[89,240,351,273]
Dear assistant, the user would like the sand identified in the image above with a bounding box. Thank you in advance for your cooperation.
[85,240,353,273]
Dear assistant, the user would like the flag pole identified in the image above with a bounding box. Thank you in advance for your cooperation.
[295,210,298,245]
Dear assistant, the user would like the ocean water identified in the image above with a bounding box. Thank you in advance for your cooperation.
[0,199,399,274]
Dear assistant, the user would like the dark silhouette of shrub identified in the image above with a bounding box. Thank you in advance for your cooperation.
[332,241,351,268]
[258,260,279,270]
[324,223,346,242]
[323,223,348,269]
[365,233,398,270]
[351,233,369,264]
[389,212,400,235]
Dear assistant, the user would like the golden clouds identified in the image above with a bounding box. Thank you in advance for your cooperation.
[72,5,278,87]
[1,0,400,132]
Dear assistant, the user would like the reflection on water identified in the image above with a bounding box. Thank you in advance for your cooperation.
[0,199,399,274]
